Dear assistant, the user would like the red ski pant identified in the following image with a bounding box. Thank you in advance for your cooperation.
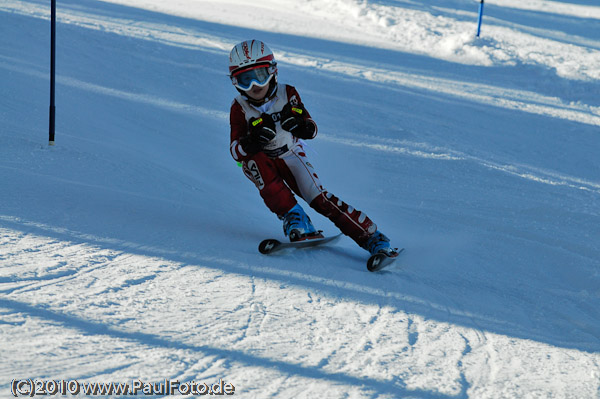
[242,144,377,247]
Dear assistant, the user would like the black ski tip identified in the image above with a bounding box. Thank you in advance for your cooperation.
[258,239,281,254]
[367,248,405,272]
[367,253,387,272]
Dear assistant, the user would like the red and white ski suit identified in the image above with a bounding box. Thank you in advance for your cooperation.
[229,83,377,247]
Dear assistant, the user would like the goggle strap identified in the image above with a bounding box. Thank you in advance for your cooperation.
[231,62,276,77]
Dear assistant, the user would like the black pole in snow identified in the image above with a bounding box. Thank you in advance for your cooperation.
[476,0,485,37]
[49,0,56,145]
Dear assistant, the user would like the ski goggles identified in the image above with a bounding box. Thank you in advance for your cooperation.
[231,64,276,91]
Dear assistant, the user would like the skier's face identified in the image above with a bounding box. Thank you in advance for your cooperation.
[245,84,269,101]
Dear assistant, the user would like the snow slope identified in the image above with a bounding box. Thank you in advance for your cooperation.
[1,0,599,397]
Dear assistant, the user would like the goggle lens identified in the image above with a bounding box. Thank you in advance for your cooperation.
[232,66,272,90]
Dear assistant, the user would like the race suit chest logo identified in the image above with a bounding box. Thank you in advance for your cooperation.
[245,160,265,190]
[270,112,282,123]
[269,94,299,122]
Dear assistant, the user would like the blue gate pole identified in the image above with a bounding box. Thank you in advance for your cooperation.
[476,0,485,37]
[49,0,56,145]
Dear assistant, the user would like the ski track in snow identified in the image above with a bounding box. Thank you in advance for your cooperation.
[0,221,475,398]
[1,0,600,397]
[2,219,598,397]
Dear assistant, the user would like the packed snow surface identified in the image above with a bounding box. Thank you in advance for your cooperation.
[1,0,599,398]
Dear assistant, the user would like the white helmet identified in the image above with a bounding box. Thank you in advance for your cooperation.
[229,40,277,91]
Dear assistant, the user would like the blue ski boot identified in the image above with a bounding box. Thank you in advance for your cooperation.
[363,230,395,256]
[282,203,321,242]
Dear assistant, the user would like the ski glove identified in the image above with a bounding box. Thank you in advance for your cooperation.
[280,103,315,139]
[241,114,277,155]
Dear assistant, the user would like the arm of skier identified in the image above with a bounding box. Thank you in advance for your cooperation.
[281,85,317,140]
[229,100,249,162]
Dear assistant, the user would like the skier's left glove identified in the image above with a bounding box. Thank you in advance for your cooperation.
[280,103,315,139]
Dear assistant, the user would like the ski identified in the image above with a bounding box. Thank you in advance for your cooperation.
[258,233,342,255]
[367,248,405,272]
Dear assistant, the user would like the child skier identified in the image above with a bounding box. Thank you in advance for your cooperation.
[228,39,396,257]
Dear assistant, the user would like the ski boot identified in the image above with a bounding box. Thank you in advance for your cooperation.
[282,204,322,242]
[362,230,397,256]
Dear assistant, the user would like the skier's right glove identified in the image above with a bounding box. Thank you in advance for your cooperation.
[241,114,277,154]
